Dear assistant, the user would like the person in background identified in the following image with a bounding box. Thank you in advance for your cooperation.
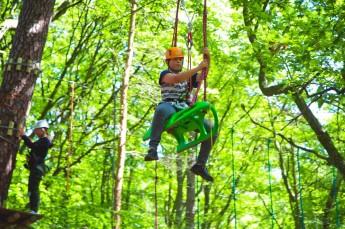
[18,119,52,214]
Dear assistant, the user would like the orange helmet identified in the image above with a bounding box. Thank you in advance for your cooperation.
[165,47,184,60]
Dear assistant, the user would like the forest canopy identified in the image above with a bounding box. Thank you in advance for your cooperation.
[0,0,344,228]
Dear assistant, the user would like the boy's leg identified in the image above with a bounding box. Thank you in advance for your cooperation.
[145,102,176,161]
[191,119,218,181]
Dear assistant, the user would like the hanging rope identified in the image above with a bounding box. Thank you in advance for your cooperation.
[296,148,306,229]
[267,139,275,228]
[191,0,208,104]
[186,19,193,93]
[191,134,202,229]
[335,101,341,228]
[154,161,158,229]
[202,0,208,101]
[111,78,117,229]
[172,0,181,47]
[332,167,340,228]
[231,128,237,228]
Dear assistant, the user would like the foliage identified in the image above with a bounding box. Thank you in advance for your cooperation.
[0,0,344,228]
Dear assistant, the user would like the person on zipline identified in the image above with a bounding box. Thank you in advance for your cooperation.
[18,120,52,214]
[144,47,217,182]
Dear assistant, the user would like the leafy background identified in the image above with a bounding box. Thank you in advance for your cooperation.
[0,0,344,228]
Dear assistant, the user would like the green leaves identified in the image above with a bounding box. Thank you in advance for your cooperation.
[3,0,345,228]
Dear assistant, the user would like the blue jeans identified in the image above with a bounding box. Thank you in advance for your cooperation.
[149,102,218,165]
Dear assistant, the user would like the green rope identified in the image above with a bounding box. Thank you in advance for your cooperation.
[267,139,275,228]
[231,128,237,229]
[332,167,340,228]
[196,168,200,229]
[111,78,117,228]
[154,161,158,229]
[194,142,200,229]
[296,148,305,229]
[335,101,341,228]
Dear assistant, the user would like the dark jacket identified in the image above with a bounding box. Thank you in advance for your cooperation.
[22,135,52,170]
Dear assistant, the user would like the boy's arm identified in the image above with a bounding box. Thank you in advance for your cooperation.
[162,60,208,84]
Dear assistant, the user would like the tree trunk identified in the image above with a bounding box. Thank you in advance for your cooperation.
[293,94,345,178]
[242,1,345,179]
[0,0,55,206]
[113,0,137,228]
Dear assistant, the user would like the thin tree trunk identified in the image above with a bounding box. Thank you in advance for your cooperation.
[276,145,301,228]
[124,164,133,210]
[101,151,111,206]
[113,1,137,228]
[165,173,173,227]
[202,184,211,229]
[173,154,184,227]
[185,154,195,229]
[0,0,55,206]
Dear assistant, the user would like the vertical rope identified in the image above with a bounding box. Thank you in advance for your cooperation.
[296,148,305,229]
[111,78,117,228]
[335,99,341,228]
[202,0,207,101]
[231,128,237,229]
[267,139,275,228]
[154,161,158,229]
[186,24,193,99]
[332,167,340,228]
[172,0,181,47]
[195,147,200,229]
[191,0,208,105]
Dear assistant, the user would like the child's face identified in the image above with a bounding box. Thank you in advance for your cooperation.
[168,57,183,72]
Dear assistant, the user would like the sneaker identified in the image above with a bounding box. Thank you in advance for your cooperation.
[144,147,158,161]
[191,164,214,182]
